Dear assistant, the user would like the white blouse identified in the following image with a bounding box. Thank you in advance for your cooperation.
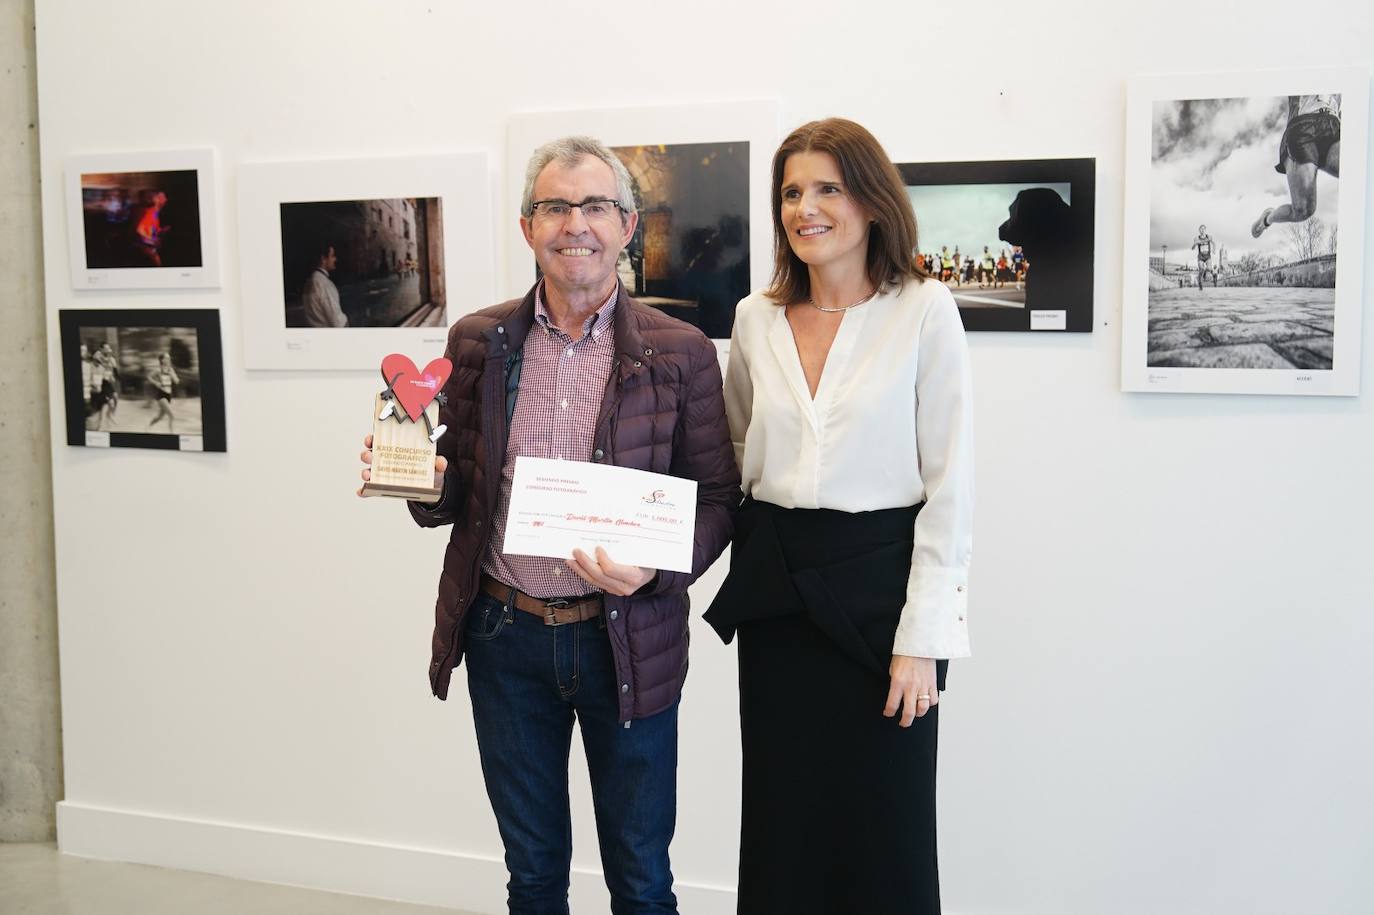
[723,278,974,659]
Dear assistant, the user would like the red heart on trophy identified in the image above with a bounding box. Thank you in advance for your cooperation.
[380,354,453,422]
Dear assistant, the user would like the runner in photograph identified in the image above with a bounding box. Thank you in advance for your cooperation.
[146,353,179,432]
[1252,94,1341,238]
[88,343,119,431]
[1191,224,1215,290]
[1147,93,1342,370]
[980,246,996,288]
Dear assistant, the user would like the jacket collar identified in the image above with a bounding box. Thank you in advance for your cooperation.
[480,287,537,359]
[482,280,653,374]
[609,282,650,369]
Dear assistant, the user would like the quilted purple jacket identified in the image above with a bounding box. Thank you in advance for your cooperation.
[409,284,740,721]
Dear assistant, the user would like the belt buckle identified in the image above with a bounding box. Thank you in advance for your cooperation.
[543,598,570,626]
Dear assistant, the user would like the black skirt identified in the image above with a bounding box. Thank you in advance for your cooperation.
[705,499,946,915]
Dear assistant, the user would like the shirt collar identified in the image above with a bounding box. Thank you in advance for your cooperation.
[534,280,617,341]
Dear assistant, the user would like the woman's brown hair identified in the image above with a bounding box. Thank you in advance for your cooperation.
[765,118,928,304]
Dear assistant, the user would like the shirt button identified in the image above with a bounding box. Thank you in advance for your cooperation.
[609,610,619,621]
[564,348,573,357]
[496,326,505,334]
[621,683,629,693]
[552,567,563,576]
[593,449,604,460]
[956,585,966,593]
[475,520,482,528]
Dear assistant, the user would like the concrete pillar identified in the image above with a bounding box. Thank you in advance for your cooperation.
[0,0,63,842]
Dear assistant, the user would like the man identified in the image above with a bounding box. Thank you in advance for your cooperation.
[301,242,347,327]
[1191,224,1214,291]
[1253,94,1340,238]
[133,190,169,266]
[91,342,119,431]
[79,344,93,416]
[359,136,737,914]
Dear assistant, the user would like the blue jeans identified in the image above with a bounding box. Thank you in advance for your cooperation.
[463,591,680,915]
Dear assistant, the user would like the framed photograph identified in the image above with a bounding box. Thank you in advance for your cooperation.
[64,149,221,289]
[1121,67,1369,395]
[506,100,779,340]
[58,309,226,452]
[897,158,1096,333]
[238,153,493,370]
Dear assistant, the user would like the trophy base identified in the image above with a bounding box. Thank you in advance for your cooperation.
[360,478,444,501]
[364,394,444,501]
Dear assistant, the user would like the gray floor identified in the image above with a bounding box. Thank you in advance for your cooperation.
[0,843,478,915]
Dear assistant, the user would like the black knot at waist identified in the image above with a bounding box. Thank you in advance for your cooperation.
[748,498,919,570]
[704,498,946,685]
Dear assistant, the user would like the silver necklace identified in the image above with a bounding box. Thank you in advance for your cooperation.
[806,288,878,313]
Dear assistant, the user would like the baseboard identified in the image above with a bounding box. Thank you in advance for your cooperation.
[56,801,737,914]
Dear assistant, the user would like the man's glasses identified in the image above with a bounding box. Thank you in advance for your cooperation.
[529,197,626,223]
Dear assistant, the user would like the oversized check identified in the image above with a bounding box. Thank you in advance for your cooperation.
[502,456,698,573]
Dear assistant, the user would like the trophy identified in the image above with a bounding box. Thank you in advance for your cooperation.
[361,353,453,500]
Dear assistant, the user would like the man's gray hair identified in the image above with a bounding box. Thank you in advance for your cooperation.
[519,136,637,219]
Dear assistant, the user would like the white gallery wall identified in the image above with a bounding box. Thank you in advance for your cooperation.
[35,1,1373,913]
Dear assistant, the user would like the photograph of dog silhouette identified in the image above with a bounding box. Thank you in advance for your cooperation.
[899,158,1094,332]
[998,186,1086,317]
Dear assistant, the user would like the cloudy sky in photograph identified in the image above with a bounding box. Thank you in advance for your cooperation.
[907,182,1070,258]
[1150,95,1340,265]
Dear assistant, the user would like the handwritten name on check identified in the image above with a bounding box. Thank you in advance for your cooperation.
[502,456,698,573]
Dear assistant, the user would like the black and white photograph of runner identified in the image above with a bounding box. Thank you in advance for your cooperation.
[59,309,227,451]
[77,326,204,435]
[1148,94,1342,370]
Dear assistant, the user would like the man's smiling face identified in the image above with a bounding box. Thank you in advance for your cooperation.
[520,155,637,301]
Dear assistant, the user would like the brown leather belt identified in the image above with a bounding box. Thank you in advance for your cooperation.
[479,574,602,626]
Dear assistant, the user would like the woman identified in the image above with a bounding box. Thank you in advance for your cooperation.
[704,118,973,914]
[146,352,178,432]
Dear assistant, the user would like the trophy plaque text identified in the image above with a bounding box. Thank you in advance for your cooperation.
[362,353,452,500]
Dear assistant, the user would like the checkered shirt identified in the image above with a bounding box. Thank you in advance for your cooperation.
[481,284,617,599]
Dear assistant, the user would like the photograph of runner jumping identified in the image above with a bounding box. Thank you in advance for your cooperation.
[1122,67,1367,395]
[1148,95,1341,370]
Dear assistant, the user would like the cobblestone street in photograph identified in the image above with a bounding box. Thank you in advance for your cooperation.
[1147,286,1335,369]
